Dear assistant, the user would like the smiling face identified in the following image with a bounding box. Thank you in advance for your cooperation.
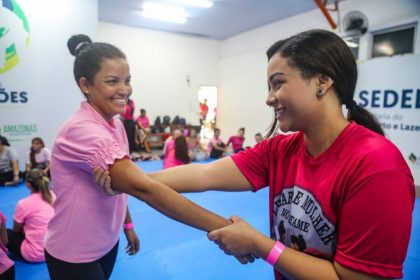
[80,58,132,121]
[266,54,322,133]
[31,139,44,152]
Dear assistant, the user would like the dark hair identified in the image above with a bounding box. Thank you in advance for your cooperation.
[67,34,126,90]
[140,109,146,114]
[290,234,307,251]
[0,136,10,146]
[25,168,53,205]
[175,136,190,164]
[30,137,45,168]
[239,127,245,132]
[266,29,383,137]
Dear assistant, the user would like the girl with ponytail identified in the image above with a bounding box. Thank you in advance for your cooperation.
[6,168,55,263]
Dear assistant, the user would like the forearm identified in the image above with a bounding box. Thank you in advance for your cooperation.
[149,163,210,192]
[129,179,230,232]
[12,160,19,176]
[110,160,230,232]
[124,207,133,224]
[149,158,252,193]
[252,233,339,280]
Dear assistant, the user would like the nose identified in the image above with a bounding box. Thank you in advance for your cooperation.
[119,83,132,96]
[266,91,276,107]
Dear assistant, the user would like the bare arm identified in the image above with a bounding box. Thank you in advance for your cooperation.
[109,158,230,232]
[149,157,253,193]
[209,216,389,280]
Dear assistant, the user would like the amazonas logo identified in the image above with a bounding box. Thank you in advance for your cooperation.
[0,0,30,74]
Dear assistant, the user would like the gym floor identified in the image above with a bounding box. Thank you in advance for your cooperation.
[0,160,419,280]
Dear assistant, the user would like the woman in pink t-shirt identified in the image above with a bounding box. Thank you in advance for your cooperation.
[135,109,151,152]
[45,34,231,280]
[6,169,54,263]
[163,134,190,169]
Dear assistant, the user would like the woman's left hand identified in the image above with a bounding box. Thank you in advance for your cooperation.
[124,228,140,255]
[208,215,259,257]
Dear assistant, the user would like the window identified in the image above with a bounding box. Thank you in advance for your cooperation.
[372,25,416,58]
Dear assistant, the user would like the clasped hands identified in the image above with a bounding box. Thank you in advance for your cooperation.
[92,168,259,264]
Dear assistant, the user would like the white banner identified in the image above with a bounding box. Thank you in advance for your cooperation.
[356,54,420,185]
[0,0,97,169]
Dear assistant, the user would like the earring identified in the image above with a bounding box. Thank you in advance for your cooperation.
[316,89,324,97]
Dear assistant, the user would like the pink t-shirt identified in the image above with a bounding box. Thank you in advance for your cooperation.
[45,101,129,263]
[136,115,149,129]
[0,212,14,274]
[163,140,183,169]
[14,192,55,262]
[231,122,414,279]
[227,135,245,151]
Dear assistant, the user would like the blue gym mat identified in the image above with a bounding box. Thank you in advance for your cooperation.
[0,160,419,279]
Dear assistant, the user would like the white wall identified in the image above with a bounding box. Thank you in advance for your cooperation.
[0,0,98,168]
[217,0,420,146]
[97,22,221,127]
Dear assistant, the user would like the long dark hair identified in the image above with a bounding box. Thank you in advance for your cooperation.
[175,136,190,164]
[30,137,45,168]
[67,34,126,92]
[265,29,383,137]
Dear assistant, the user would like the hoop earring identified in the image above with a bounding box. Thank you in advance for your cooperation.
[316,89,324,97]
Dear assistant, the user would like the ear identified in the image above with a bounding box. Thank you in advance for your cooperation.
[79,77,91,95]
[317,74,334,93]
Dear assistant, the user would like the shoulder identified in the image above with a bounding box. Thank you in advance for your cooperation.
[345,124,408,172]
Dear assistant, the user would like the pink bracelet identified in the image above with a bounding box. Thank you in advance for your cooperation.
[265,241,285,266]
[123,222,134,230]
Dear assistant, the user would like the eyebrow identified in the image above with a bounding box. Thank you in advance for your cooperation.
[268,72,285,83]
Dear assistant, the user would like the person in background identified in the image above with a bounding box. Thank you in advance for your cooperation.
[120,98,137,154]
[199,99,209,125]
[163,132,190,169]
[226,127,246,154]
[6,169,55,263]
[208,128,226,159]
[254,133,263,144]
[135,109,151,153]
[45,34,239,280]
[0,211,15,280]
[186,128,208,161]
[25,137,51,177]
[0,136,20,187]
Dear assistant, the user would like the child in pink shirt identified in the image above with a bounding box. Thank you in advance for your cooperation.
[0,211,14,280]
[163,136,190,169]
[6,169,54,263]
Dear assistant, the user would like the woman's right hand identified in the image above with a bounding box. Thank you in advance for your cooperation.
[92,167,119,196]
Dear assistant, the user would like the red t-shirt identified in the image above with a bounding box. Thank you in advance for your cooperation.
[227,135,245,151]
[231,122,414,279]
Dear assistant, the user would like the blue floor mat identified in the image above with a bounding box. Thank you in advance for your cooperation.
[0,160,419,279]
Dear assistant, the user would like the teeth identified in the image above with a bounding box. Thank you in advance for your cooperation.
[112,98,126,104]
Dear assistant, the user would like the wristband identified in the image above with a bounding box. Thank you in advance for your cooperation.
[265,241,285,266]
[123,222,134,230]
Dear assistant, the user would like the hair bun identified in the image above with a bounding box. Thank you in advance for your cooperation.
[67,34,92,56]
